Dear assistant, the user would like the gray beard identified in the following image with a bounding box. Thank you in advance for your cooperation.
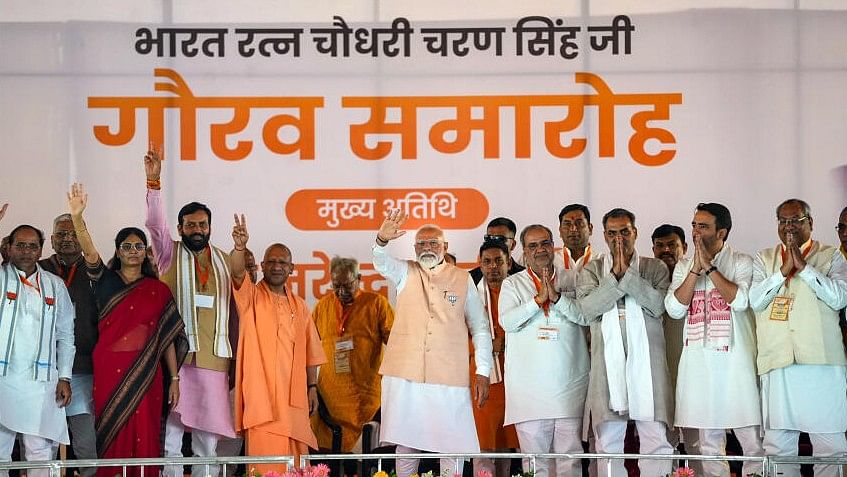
[417,253,441,269]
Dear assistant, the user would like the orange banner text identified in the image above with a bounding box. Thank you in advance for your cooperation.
[286,188,489,231]
[343,72,683,166]
[88,68,323,161]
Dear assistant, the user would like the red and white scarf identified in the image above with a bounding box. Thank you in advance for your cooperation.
[685,244,735,351]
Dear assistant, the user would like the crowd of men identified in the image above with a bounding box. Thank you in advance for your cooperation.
[1,150,846,477]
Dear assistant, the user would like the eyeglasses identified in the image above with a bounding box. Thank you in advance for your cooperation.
[483,234,513,242]
[54,231,77,239]
[119,243,147,252]
[837,224,847,233]
[777,216,810,227]
[525,240,554,251]
[415,239,443,248]
[332,280,359,291]
[13,242,41,251]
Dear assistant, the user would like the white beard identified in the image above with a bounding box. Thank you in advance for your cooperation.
[417,252,442,269]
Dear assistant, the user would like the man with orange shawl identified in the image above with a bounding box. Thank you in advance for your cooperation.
[230,215,326,473]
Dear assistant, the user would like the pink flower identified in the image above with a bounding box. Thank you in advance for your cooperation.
[478,471,493,477]
[673,468,695,477]
[313,464,331,477]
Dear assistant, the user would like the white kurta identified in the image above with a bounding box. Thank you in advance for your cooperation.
[664,246,761,429]
[0,266,75,444]
[499,270,590,425]
[749,244,847,432]
[372,245,492,452]
[553,246,603,295]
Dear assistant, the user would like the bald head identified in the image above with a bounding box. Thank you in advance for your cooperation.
[262,243,293,289]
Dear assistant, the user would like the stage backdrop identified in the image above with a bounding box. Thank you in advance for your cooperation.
[2,2,846,304]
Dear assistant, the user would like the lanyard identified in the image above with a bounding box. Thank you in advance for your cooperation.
[563,245,591,270]
[56,261,78,288]
[19,272,41,293]
[194,247,212,291]
[526,266,556,317]
[333,292,359,335]
[780,240,813,286]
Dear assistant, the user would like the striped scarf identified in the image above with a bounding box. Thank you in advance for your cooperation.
[0,264,58,381]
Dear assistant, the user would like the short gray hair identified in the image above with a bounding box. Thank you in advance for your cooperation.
[330,256,359,277]
[53,213,72,232]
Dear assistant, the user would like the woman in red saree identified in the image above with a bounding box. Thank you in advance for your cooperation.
[69,184,188,477]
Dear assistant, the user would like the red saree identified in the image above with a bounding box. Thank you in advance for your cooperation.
[92,272,187,477]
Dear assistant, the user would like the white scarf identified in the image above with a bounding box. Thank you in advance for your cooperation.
[600,251,654,421]
[175,243,232,358]
[476,279,503,384]
[0,264,58,381]
[683,244,735,351]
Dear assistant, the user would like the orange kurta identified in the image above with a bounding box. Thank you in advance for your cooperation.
[470,286,519,450]
[233,278,326,472]
[310,291,394,452]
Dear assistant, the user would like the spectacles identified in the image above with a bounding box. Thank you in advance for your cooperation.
[119,243,147,252]
[777,216,810,227]
[525,240,554,251]
[54,231,77,239]
[837,224,847,233]
[483,234,513,242]
[415,239,443,248]
[13,242,40,251]
[332,281,359,291]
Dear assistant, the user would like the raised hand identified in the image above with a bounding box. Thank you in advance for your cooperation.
[144,141,163,181]
[232,214,249,250]
[377,209,407,242]
[67,183,88,216]
[0,203,7,223]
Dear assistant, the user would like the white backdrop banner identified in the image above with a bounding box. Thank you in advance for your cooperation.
[1,4,846,303]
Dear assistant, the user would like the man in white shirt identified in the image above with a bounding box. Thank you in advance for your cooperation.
[500,224,591,477]
[664,203,763,477]
[555,204,600,294]
[750,199,847,477]
[373,209,493,477]
[0,217,75,477]
[577,208,675,477]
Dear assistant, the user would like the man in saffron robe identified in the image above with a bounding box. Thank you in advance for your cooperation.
[310,256,393,452]
[230,215,326,474]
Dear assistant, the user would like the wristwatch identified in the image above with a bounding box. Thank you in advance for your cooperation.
[704,266,718,276]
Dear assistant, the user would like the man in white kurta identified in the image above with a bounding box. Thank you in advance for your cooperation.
[0,224,75,477]
[500,224,591,477]
[664,203,763,477]
[750,199,847,477]
[373,210,493,477]
[577,209,675,477]
[555,204,601,294]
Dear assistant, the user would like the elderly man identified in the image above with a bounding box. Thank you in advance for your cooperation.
[577,208,674,477]
[556,204,601,293]
[310,256,394,452]
[470,217,525,285]
[471,240,519,477]
[750,199,847,477]
[38,214,99,476]
[374,210,493,477]
[500,225,590,477]
[230,215,326,473]
[0,210,75,477]
[144,145,237,477]
[664,204,763,477]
